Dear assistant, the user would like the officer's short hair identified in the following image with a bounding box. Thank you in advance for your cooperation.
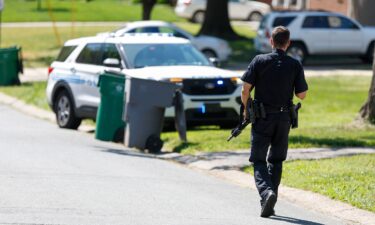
[272,26,290,48]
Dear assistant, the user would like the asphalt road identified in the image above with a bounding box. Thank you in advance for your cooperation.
[0,104,343,225]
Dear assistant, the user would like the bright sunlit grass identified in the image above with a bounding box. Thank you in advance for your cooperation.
[243,154,375,213]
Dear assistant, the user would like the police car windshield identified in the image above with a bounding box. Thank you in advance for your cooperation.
[123,43,210,68]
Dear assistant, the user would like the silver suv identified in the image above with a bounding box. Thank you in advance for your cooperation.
[255,11,375,63]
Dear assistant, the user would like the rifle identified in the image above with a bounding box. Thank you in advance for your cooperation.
[227,98,254,142]
[290,102,301,129]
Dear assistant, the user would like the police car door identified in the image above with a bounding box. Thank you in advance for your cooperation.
[73,43,105,110]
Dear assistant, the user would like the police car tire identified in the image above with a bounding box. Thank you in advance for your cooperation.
[54,90,82,130]
[361,41,374,64]
[287,43,307,64]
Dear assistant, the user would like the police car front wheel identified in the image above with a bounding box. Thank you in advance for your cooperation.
[54,90,82,129]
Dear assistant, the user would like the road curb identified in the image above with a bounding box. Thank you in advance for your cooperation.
[0,92,94,132]
[0,92,55,122]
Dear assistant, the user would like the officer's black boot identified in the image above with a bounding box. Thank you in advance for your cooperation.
[260,190,277,217]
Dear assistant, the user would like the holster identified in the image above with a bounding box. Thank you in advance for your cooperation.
[253,100,266,119]
[239,99,256,124]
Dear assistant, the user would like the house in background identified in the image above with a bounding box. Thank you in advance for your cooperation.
[271,0,349,16]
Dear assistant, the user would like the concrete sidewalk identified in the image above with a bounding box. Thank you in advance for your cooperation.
[2,21,258,29]
[158,147,375,171]
[20,67,48,83]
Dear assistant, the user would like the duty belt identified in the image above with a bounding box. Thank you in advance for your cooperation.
[264,105,290,113]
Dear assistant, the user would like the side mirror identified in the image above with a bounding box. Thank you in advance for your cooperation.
[209,57,220,67]
[103,58,121,68]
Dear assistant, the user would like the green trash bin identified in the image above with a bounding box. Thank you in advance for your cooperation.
[95,72,126,142]
[0,46,22,86]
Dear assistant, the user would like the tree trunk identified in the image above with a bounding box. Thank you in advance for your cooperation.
[359,48,375,123]
[142,0,156,20]
[350,0,375,26]
[198,0,240,40]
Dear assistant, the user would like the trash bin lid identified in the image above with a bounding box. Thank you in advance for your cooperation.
[125,77,178,107]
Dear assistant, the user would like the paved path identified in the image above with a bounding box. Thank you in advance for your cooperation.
[158,148,375,171]
[2,22,126,28]
[21,67,48,83]
[0,103,345,225]
[2,21,259,29]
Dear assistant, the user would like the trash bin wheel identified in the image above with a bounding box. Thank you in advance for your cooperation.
[146,135,163,154]
[54,90,82,129]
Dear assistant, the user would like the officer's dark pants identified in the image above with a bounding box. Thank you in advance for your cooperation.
[250,112,290,203]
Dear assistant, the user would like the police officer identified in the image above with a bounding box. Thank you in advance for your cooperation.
[241,26,308,217]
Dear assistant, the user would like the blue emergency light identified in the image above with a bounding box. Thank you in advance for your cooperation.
[217,80,224,85]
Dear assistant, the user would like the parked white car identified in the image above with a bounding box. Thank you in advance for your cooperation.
[98,21,232,62]
[175,0,271,23]
[255,11,375,63]
[46,35,242,129]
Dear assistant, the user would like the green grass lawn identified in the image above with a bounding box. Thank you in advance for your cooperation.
[243,154,375,213]
[162,76,375,154]
[2,0,181,22]
[0,82,49,110]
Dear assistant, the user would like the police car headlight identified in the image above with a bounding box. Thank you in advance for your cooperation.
[169,77,183,85]
[231,77,243,85]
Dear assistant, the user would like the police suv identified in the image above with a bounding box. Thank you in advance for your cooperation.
[46,35,242,129]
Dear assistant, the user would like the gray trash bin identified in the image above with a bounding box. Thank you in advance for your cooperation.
[123,77,180,153]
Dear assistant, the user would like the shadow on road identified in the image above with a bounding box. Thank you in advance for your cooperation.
[97,146,175,159]
[269,215,325,225]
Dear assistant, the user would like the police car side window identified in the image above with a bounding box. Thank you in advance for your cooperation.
[101,43,121,66]
[302,16,329,29]
[56,45,77,62]
[140,26,160,33]
[76,43,103,65]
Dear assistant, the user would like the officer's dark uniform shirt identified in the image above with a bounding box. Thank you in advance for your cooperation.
[241,49,308,107]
